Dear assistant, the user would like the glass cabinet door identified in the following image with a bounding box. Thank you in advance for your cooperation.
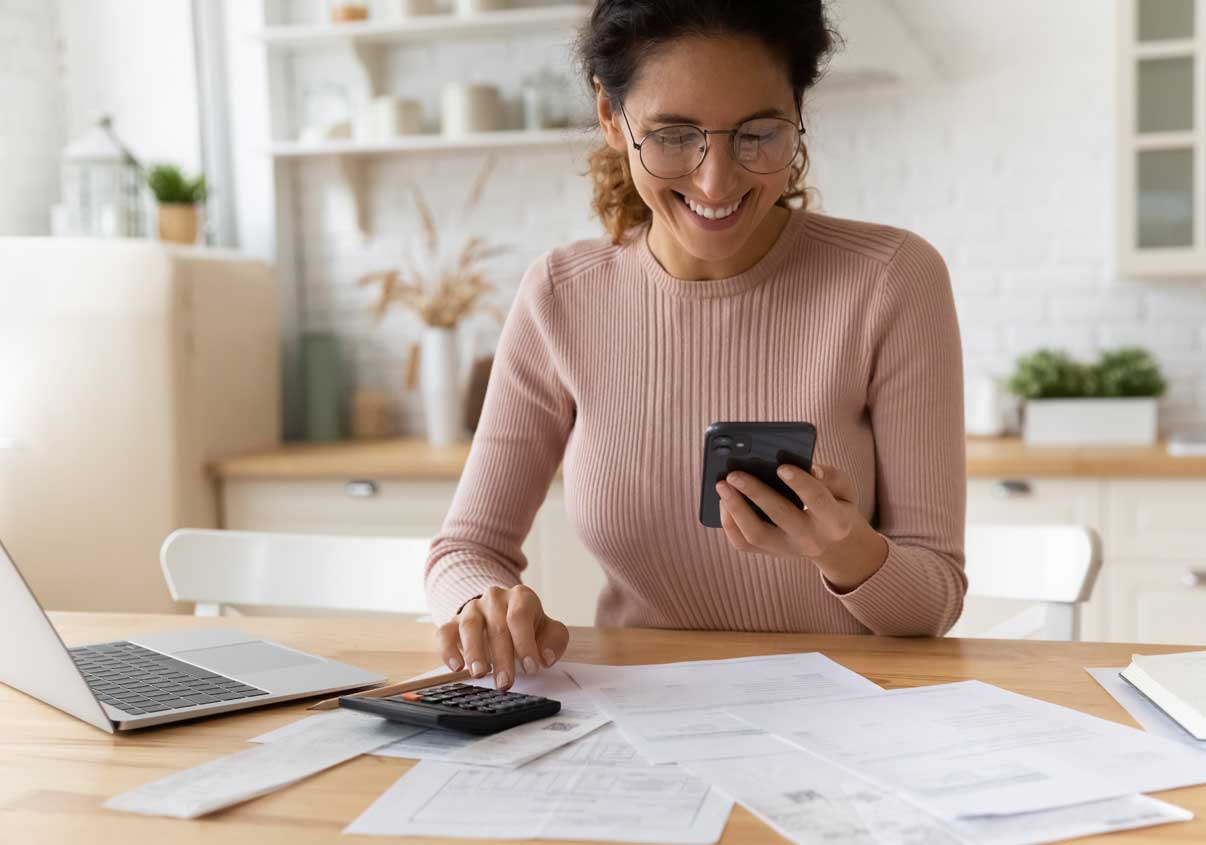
[1137,147,1195,247]
[1136,56,1194,132]
[1137,0,1194,42]
[1126,0,1200,266]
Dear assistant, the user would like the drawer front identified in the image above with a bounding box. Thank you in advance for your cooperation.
[1106,480,1206,560]
[1109,561,1206,645]
[967,479,1103,529]
[222,478,459,538]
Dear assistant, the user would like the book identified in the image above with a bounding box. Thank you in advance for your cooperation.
[1120,652,1206,740]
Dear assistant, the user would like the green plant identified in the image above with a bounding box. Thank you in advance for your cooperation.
[1007,346,1166,399]
[1007,349,1096,399]
[146,163,206,205]
[1094,346,1167,397]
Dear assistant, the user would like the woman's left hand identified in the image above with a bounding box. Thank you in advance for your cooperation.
[716,462,888,591]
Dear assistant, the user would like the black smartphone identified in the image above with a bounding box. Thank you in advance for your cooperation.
[699,421,818,528]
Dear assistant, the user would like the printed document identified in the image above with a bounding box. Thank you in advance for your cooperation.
[733,679,1206,818]
[252,667,608,768]
[687,750,1191,845]
[564,652,882,763]
[344,724,733,842]
[104,710,419,818]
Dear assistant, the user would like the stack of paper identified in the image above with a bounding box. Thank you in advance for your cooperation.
[563,652,884,763]
[346,725,733,842]
[104,652,1206,845]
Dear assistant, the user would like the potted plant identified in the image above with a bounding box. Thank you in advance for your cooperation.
[358,156,508,445]
[146,163,206,244]
[1008,347,1167,445]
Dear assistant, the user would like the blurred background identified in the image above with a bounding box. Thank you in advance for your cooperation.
[2,0,1205,643]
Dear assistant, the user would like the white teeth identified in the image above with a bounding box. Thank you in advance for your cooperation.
[683,194,742,220]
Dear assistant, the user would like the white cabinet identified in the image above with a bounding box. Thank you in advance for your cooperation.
[222,473,1206,641]
[1108,561,1206,644]
[1118,0,1206,274]
[958,475,1206,644]
[221,476,603,625]
[956,479,1108,641]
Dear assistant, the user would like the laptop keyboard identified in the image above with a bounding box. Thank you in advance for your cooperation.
[69,641,269,716]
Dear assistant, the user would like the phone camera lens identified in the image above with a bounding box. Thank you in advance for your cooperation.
[714,435,733,447]
[714,445,731,456]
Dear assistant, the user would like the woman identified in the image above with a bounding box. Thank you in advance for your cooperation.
[425,0,967,690]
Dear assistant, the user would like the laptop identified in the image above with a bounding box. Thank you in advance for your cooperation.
[0,538,384,732]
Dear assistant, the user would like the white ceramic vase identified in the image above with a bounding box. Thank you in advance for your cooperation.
[420,326,466,445]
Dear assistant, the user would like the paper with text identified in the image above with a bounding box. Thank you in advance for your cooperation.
[564,652,883,764]
[732,679,1206,818]
[104,711,419,818]
[344,724,732,842]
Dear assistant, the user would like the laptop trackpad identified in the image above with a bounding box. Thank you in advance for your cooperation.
[175,641,319,676]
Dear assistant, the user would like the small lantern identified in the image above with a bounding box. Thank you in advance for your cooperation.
[59,115,149,237]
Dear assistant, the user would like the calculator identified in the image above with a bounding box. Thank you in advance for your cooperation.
[338,681,561,735]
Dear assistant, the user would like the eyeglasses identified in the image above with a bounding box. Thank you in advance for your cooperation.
[619,103,805,180]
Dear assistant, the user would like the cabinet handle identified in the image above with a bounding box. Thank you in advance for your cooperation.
[1181,570,1206,589]
[345,480,379,498]
[991,480,1033,498]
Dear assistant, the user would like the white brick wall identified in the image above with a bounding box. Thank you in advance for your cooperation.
[0,0,63,235]
[285,1,1206,436]
[808,2,1206,434]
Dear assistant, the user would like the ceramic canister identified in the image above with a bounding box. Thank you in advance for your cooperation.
[441,83,502,135]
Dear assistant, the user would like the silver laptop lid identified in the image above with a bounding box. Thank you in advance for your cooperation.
[0,539,113,733]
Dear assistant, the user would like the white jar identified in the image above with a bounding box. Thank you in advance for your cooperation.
[455,0,510,15]
[441,83,502,135]
[374,0,438,16]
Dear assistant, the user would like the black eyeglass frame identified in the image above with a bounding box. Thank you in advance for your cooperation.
[618,101,806,180]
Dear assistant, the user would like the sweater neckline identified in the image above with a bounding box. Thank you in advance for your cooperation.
[635,207,805,300]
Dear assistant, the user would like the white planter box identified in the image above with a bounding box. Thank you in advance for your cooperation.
[1022,397,1158,446]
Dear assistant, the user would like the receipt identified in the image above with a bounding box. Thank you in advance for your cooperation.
[104,711,420,818]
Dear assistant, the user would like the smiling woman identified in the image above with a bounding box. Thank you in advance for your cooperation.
[423,0,969,691]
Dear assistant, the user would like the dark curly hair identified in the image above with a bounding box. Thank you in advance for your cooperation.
[574,0,840,244]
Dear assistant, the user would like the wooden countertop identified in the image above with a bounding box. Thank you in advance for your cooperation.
[210,436,1206,482]
[6,612,1206,844]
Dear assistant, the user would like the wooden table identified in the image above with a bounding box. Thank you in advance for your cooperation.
[4,613,1206,844]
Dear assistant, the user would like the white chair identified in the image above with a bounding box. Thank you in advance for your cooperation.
[961,523,1102,641]
[160,528,431,619]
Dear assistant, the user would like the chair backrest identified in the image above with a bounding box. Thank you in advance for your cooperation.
[160,528,430,617]
[962,523,1103,640]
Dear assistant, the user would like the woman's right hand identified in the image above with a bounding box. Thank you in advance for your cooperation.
[434,584,569,691]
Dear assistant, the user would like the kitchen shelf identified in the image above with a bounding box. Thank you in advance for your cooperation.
[267,127,586,158]
[253,5,588,49]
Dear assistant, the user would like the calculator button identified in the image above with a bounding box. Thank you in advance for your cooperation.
[401,692,423,702]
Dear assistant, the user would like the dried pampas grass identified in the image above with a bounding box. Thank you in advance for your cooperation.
[359,155,510,329]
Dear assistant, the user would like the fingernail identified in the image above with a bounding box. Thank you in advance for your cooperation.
[447,656,464,671]
[813,465,825,480]
[778,466,795,480]
[727,473,745,487]
[523,656,538,674]
[496,671,511,689]
[716,482,730,499]
[543,648,556,666]
[471,661,485,677]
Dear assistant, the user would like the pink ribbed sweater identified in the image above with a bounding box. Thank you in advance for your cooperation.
[424,209,967,636]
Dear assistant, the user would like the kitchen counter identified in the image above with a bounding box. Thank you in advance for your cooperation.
[210,436,1206,481]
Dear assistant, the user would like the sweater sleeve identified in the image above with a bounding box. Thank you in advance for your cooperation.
[827,232,968,636]
[423,253,575,623]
